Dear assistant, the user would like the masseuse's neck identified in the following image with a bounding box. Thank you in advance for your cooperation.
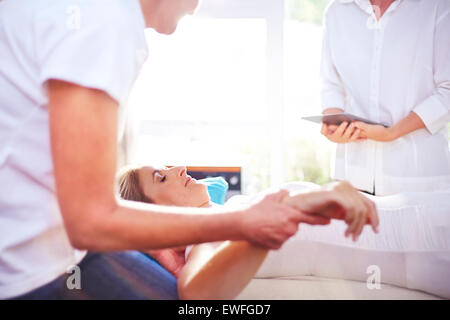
[139,0,159,28]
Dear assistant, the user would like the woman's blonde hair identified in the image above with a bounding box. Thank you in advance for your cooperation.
[116,165,153,203]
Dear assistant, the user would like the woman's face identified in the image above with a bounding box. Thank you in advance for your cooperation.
[138,166,210,207]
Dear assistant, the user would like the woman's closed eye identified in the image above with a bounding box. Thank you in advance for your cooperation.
[154,171,166,183]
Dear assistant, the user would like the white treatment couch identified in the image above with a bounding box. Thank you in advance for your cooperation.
[237,276,442,300]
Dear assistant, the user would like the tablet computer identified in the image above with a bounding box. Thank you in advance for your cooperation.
[301,113,389,128]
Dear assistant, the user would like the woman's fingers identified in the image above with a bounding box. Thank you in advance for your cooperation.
[324,181,380,240]
[334,195,357,237]
[352,206,366,241]
[363,197,379,233]
[345,208,359,238]
[333,188,367,240]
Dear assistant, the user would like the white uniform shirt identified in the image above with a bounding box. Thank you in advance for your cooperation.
[0,0,148,298]
[321,0,450,195]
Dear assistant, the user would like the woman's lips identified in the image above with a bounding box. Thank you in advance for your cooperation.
[185,176,192,187]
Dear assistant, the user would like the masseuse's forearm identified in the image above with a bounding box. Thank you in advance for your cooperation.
[71,199,244,251]
[389,111,426,140]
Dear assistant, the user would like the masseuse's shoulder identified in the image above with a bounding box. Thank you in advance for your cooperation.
[34,0,134,34]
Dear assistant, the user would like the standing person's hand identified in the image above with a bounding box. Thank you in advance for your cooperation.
[237,190,331,250]
[320,108,365,143]
[353,122,396,142]
[321,121,366,143]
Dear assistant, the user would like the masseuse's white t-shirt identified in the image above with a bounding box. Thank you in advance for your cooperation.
[0,0,148,298]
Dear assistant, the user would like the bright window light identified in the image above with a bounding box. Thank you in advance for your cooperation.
[129,18,267,123]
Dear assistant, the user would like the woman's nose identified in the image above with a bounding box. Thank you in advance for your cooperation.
[172,166,187,177]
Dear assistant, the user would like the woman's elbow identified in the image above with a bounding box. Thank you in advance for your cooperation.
[177,275,195,300]
[177,283,209,300]
[177,273,209,300]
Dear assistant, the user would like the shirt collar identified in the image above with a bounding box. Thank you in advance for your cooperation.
[339,0,405,16]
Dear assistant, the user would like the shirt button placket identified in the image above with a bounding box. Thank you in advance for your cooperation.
[370,17,384,194]
[371,22,382,122]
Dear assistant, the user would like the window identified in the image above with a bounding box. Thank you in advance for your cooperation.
[126,0,334,194]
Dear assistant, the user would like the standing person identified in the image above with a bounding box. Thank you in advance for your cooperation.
[320,0,450,195]
[0,0,373,300]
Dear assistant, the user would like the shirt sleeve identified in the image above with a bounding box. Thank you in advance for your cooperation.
[320,9,347,112]
[413,9,450,135]
[35,2,145,105]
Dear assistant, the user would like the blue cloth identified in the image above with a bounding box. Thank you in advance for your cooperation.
[12,251,178,300]
[200,177,229,205]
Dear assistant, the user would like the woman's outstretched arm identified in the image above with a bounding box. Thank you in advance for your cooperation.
[178,241,269,300]
[178,183,379,300]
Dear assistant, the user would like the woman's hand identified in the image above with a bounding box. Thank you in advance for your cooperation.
[321,121,366,143]
[239,190,331,250]
[283,181,379,241]
[353,122,396,142]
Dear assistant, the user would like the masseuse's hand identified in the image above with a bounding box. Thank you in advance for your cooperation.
[284,181,379,241]
[321,121,366,143]
[239,190,331,250]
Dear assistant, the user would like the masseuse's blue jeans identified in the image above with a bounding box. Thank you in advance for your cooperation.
[13,251,179,300]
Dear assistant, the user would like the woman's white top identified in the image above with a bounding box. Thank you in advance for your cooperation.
[0,0,148,298]
[321,0,450,195]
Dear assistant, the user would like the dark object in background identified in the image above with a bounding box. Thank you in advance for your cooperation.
[187,166,242,200]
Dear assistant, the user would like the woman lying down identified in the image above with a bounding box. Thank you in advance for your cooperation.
[117,165,450,299]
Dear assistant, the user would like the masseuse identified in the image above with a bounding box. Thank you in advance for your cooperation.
[320,0,450,195]
[0,0,374,300]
